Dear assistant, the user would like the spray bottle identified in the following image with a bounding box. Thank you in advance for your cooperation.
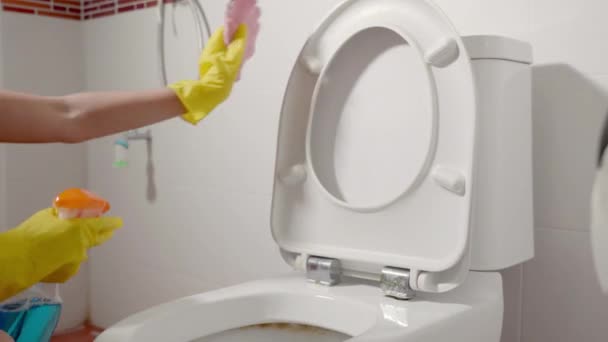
[0,189,110,342]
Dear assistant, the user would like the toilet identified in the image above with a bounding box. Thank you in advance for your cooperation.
[97,0,533,341]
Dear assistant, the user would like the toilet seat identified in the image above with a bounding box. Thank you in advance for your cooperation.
[272,0,478,293]
[96,273,502,342]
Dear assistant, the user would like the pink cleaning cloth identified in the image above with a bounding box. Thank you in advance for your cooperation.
[224,0,260,80]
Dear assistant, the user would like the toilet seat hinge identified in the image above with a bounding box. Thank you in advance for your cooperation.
[306,256,342,286]
[381,267,416,300]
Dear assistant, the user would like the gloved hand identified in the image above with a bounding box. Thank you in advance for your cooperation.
[0,208,122,301]
[169,24,248,125]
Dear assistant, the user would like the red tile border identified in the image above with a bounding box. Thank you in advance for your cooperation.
[117,4,134,12]
[38,9,81,20]
[99,2,113,10]
[2,0,50,10]
[51,323,104,342]
[54,0,80,6]
[90,9,114,18]
[0,0,178,20]
[2,4,35,14]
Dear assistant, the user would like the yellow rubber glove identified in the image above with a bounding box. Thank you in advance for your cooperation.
[0,208,122,301]
[169,24,248,125]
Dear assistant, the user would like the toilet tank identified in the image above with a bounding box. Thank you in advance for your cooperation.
[463,36,534,270]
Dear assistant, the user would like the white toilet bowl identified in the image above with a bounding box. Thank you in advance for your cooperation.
[98,0,533,340]
[96,272,502,342]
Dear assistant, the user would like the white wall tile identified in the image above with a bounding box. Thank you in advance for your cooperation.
[89,259,214,328]
[1,13,83,94]
[522,228,608,342]
[532,0,608,76]
[533,71,608,231]
[528,2,608,341]
[88,187,291,327]
[55,268,90,331]
[1,12,87,332]
[501,266,524,342]
[5,144,86,225]
[433,0,530,40]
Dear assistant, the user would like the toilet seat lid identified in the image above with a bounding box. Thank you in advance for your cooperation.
[271,0,477,293]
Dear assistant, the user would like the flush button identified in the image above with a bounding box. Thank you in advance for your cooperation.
[432,166,466,196]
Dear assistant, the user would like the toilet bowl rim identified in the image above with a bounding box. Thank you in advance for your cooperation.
[97,276,386,341]
[97,273,503,342]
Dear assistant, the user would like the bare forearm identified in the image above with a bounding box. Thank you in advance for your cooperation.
[63,89,185,142]
[0,89,185,143]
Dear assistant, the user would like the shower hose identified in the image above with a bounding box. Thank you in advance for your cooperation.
[157,0,212,86]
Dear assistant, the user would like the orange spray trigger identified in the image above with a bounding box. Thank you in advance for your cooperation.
[53,188,110,219]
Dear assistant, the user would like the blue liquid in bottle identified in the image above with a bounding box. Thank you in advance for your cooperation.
[0,297,62,342]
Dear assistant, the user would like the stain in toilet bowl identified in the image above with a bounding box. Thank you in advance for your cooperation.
[240,323,335,334]
[193,323,350,342]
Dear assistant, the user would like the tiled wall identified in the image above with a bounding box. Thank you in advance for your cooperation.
[83,0,303,327]
[0,0,172,20]
[1,0,82,20]
[0,11,88,332]
[82,0,164,20]
[522,1,608,339]
[3,0,608,341]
